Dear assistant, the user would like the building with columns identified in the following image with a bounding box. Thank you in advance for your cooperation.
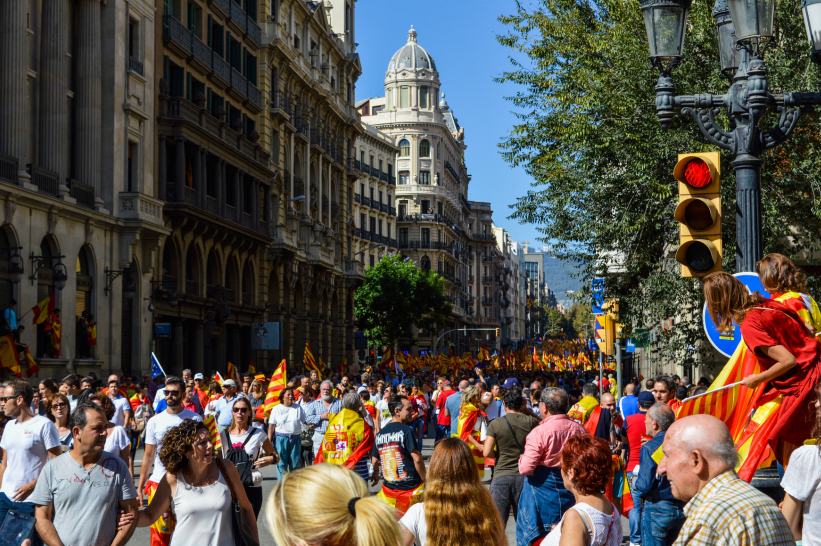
[0,0,166,381]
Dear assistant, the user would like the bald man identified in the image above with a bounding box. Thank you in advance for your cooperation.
[619,383,639,418]
[658,415,793,546]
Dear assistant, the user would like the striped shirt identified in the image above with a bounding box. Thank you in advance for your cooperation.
[673,470,793,546]
[305,397,342,435]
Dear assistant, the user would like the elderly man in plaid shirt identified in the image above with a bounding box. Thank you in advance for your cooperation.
[305,380,342,459]
[658,414,793,546]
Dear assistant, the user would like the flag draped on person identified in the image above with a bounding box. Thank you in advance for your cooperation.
[0,335,21,377]
[456,402,487,478]
[31,293,55,325]
[263,359,287,418]
[87,324,97,347]
[304,343,323,379]
[314,407,374,468]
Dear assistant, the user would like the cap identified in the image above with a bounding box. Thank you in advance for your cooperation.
[357,386,367,394]
[637,391,656,406]
[223,379,237,387]
[194,373,204,380]
[502,378,519,388]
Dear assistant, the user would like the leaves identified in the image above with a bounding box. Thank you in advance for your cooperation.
[497,0,821,366]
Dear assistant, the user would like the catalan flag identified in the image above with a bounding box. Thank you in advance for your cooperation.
[0,335,21,377]
[31,293,55,325]
[304,343,323,379]
[263,359,287,418]
[203,414,222,451]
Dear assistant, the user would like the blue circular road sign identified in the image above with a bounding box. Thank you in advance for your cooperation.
[702,272,771,357]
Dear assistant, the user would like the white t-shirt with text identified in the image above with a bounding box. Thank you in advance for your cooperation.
[0,414,61,498]
[144,409,202,483]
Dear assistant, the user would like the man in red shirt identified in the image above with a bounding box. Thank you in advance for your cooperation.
[434,380,456,442]
[624,390,656,546]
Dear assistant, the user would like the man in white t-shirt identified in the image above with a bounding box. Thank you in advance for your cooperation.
[375,385,395,431]
[0,379,62,529]
[136,376,201,546]
[107,375,133,429]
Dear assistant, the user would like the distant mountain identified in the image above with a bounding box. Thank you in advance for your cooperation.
[543,256,581,301]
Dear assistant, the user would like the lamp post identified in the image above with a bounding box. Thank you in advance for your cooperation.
[641,0,821,272]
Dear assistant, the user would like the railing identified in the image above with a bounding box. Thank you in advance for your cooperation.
[380,171,388,182]
[361,163,370,176]
[162,274,177,288]
[294,180,304,197]
[185,280,199,295]
[388,174,396,185]
[389,206,396,216]
[354,228,362,238]
[483,276,495,283]
[461,194,471,211]
[353,193,361,204]
[247,84,262,109]
[163,15,193,54]
[0,153,18,184]
[469,275,475,282]
[361,196,370,207]
[271,90,290,111]
[482,297,494,304]
[29,165,59,197]
[213,53,231,83]
[69,179,94,209]
[472,232,496,242]
[192,35,211,67]
[129,57,144,76]
[241,292,251,305]
[231,68,248,99]
[445,159,462,184]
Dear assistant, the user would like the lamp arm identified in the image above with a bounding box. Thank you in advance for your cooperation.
[680,106,735,151]
[761,105,806,150]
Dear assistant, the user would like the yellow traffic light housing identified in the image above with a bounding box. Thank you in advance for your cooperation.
[495,328,500,336]
[674,152,722,277]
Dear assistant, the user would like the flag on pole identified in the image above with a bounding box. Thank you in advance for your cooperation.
[31,294,55,325]
[382,346,393,371]
[479,345,490,362]
[337,356,348,375]
[87,324,97,347]
[150,352,166,379]
[247,361,256,375]
[304,343,323,379]
[0,335,21,377]
[227,362,241,384]
[214,371,225,386]
[49,318,61,357]
[263,359,287,418]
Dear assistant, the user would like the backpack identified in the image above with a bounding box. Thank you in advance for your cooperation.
[224,428,258,487]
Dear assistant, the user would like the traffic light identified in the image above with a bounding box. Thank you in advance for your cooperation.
[495,328,500,336]
[673,152,722,277]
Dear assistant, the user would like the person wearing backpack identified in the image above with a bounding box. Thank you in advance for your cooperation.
[482,387,541,530]
[220,397,278,517]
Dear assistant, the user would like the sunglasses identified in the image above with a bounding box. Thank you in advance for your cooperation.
[0,396,17,402]
[51,403,68,409]
[165,390,182,397]
[232,407,249,413]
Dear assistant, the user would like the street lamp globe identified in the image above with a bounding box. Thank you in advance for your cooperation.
[713,0,741,78]
[52,260,68,291]
[641,0,693,61]
[8,253,23,285]
[725,0,775,45]
[802,0,821,61]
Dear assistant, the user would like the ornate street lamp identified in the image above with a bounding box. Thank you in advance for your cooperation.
[641,0,821,273]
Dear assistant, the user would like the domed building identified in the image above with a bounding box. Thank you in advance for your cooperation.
[356,26,502,356]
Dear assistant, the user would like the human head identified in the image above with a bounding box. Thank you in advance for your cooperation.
[194,373,204,389]
[624,384,635,396]
[3,380,33,418]
[279,387,295,406]
[163,376,185,409]
[658,415,739,502]
[502,387,524,412]
[70,403,107,453]
[46,393,70,424]
[265,464,400,546]
[342,392,363,415]
[600,392,616,411]
[491,384,501,398]
[540,387,570,416]
[675,386,688,401]
[159,419,213,474]
[209,381,223,396]
[182,369,192,381]
[107,374,120,392]
[39,379,58,398]
[703,271,764,333]
[81,377,93,391]
[560,435,613,495]
[229,397,254,431]
[61,374,81,396]
[89,392,116,421]
[319,380,334,401]
[389,395,413,424]
[241,380,251,395]
[757,253,807,294]
[645,402,676,438]
[7,298,15,308]
[582,382,598,399]
[637,391,655,410]
[645,378,655,392]
[653,375,675,404]
[458,380,469,392]
[443,380,452,390]
[221,379,237,396]
[461,385,480,407]
[309,370,318,380]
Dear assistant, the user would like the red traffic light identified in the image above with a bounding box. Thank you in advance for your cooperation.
[683,158,712,188]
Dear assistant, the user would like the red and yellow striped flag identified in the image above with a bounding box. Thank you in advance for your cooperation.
[50,319,61,357]
[226,361,241,383]
[263,359,287,418]
[304,343,323,379]
[203,414,222,451]
[31,294,55,325]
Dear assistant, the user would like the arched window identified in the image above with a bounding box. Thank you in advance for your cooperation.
[399,139,410,157]
[419,139,430,158]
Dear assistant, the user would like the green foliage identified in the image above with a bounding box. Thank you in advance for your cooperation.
[568,303,594,337]
[497,0,821,365]
[353,253,453,349]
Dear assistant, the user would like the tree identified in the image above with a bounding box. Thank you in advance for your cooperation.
[497,0,821,365]
[354,253,453,349]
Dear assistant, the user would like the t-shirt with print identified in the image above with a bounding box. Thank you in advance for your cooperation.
[144,409,202,483]
[486,413,541,477]
[781,444,821,546]
[28,451,137,546]
[372,422,422,491]
[226,429,267,487]
[0,414,60,498]
[375,399,393,430]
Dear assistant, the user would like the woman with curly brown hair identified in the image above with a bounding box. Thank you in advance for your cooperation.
[138,419,258,546]
[399,437,506,546]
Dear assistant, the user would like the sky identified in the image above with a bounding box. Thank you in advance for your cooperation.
[353,0,547,248]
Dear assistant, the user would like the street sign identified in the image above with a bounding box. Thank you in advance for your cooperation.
[703,272,771,357]
[592,278,605,314]
[154,323,170,339]
[626,339,636,353]
[252,322,281,350]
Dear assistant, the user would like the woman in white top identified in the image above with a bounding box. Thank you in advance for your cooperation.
[224,396,277,518]
[46,393,73,452]
[537,435,622,546]
[268,387,307,479]
[90,393,134,478]
[138,419,258,546]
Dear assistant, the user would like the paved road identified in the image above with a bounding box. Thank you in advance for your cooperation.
[127,435,629,545]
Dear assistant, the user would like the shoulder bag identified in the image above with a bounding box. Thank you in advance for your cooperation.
[216,459,260,546]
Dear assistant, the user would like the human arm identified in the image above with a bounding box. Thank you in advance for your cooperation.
[483,435,497,459]
[557,507,588,546]
[123,408,133,429]
[518,428,543,476]
[137,474,173,527]
[742,345,797,389]
[120,443,134,480]
[411,449,426,482]
[110,498,139,546]
[35,505,64,546]
[781,493,803,540]
[633,445,657,496]
[304,401,321,426]
[400,525,417,546]
[137,443,155,508]
[267,422,276,444]
[253,438,278,468]
[522,406,540,420]
[221,461,259,542]
[370,455,381,486]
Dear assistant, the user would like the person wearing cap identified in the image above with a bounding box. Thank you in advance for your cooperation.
[214,379,240,432]
[192,373,209,409]
[623,390,656,546]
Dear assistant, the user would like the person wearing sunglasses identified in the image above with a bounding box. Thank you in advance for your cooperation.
[46,394,73,451]
[136,376,202,546]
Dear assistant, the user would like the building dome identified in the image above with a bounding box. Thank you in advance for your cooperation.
[387,26,437,72]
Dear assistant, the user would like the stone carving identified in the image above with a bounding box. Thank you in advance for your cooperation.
[85,220,95,244]
[4,198,16,224]
[47,208,59,234]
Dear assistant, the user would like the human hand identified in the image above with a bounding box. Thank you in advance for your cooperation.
[13,480,36,502]
[370,472,380,487]
[741,374,764,390]
[117,509,134,530]
[138,489,145,509]
[320,412,329,420]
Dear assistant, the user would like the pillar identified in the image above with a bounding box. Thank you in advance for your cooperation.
[263,183,271,224]
[252,179,259,231]
[234,170,241,215]
[318,156,323,220]
[39,0,68,187]
[76,0,103,205]
[171,320,184,376]
[192,322,204,372]
[217,160,225,216]
[0,0,31,183]
[192,144,202,205]
[158,136,167,200]
[175,137,185,200]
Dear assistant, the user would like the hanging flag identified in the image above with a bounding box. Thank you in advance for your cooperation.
[304,343,323,379]
[314,407,374,469]
[337,356,348,376]
[0,335,21,377]
[49,318,61,357]
[381,346,394,372]
[263,359,287,418]
[203,414,223,451]
[31,294,55,325]
[87,324,97,347]
[247,360,256,375]
[150,352,166,379]
[22,348,39,378]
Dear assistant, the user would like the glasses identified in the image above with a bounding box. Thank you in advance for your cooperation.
[232,407,249,413]
[0,396,16,402]
[51,403,68,409]
[165,390,182,397]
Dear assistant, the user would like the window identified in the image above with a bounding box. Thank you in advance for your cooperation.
[437,142,441,159]
[360,150,365,165]
[387,224,391,238]
[400,86,409,108]
[210,21,225,57]
[420,86,429,108]
[387,88,392,109]
[129,20,139,62]
[370,217,376,233]
[360,213,366,231]
[399,140,410,157]
[419,139,430,157]
[388,164,393,178]
[399,171,409,185]
[378,220,383,236]
[127,142,136,192]
[399,228,409,245]
[419,171,430,185]
[399,201,407,216]
[370,255,375,268]
[379,159,383,175]
[369,187,374,202]
[421,200,430,214]
[388,195,392,207]
[421,256,431,271]
[371,105,384,114]
[437,202,443,215]
[378,191,383,204]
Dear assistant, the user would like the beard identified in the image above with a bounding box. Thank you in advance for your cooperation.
[321,394,333,403]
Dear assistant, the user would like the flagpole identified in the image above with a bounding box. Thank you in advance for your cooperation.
[681,381,744,403]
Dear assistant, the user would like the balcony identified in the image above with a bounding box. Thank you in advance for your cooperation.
[68,179,94,209]
[242,292,251,305]
[185,280,199,295]
[361,164,371,177]
[29,165,59,197]
[129,57,144,76]
[472,232,496,242]
[482,297,494,304]
[482,276,495,283]
[389,206,396,216]
[468,275,475,282]
[348,157,362,173]
[163,15,192,56]
[0,153,18,184]
[344,259,366,281]
[388,174,396,186]
[379,171,388,182]
[361,196,371,208]
[445,159,462,184]
[164,185,269,238]
[353,193,361,204]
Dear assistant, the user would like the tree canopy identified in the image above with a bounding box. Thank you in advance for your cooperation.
[497,0,821,364]
[354,253,453,349]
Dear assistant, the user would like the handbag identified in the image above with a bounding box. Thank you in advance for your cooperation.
[300,427,314,447]
[216,458,260,546]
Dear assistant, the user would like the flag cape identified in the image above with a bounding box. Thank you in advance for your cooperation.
[0,335,21,377]
[376,483,424,518]
[263,359,287,418]
[583,406,603,436]
[314,408,374,469]
[49,319,61,357]
[204,414,223,451]
[87,325,97,347]
[456,402,487,478]
[568,396,600,426]
[31,294,55,325]
[22,348,39,378]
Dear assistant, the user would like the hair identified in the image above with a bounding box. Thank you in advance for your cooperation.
[460,385,480,408]
[560,435,614,496]
[757,253,808,294]
[690,386,707,397]
[228,397,254,432]
[61,374,80,388]
[359,390,370,401]
[582,383,598,397]
[387,394,408,418]
[645,378,655,391]
[265,464,400,546]
[531,389,542,403]
[69,402,105,432]
[541,387,570,415]
[45,393,70,424]
[675,386,688,401]
[209,381,223,396]
[647,403,676,432]
[320,380,334,391]
[342,392,363,413]
[654,375,676,393]
[703,271,765,332]
[159,419,210,474]
[423,438,506,546]
[279,387,294,403]
[39,378,58,395]
[89,393,116,421]
[502,387,523,411]
[8,379,33,405]
[183,369,192,376]
[164,376,185,391]
[251,380,265,400]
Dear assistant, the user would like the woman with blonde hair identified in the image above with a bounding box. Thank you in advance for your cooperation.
[757,253,821,330]
[456,385,488,477]
[265,463,399,546]
[400,437,506,546]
